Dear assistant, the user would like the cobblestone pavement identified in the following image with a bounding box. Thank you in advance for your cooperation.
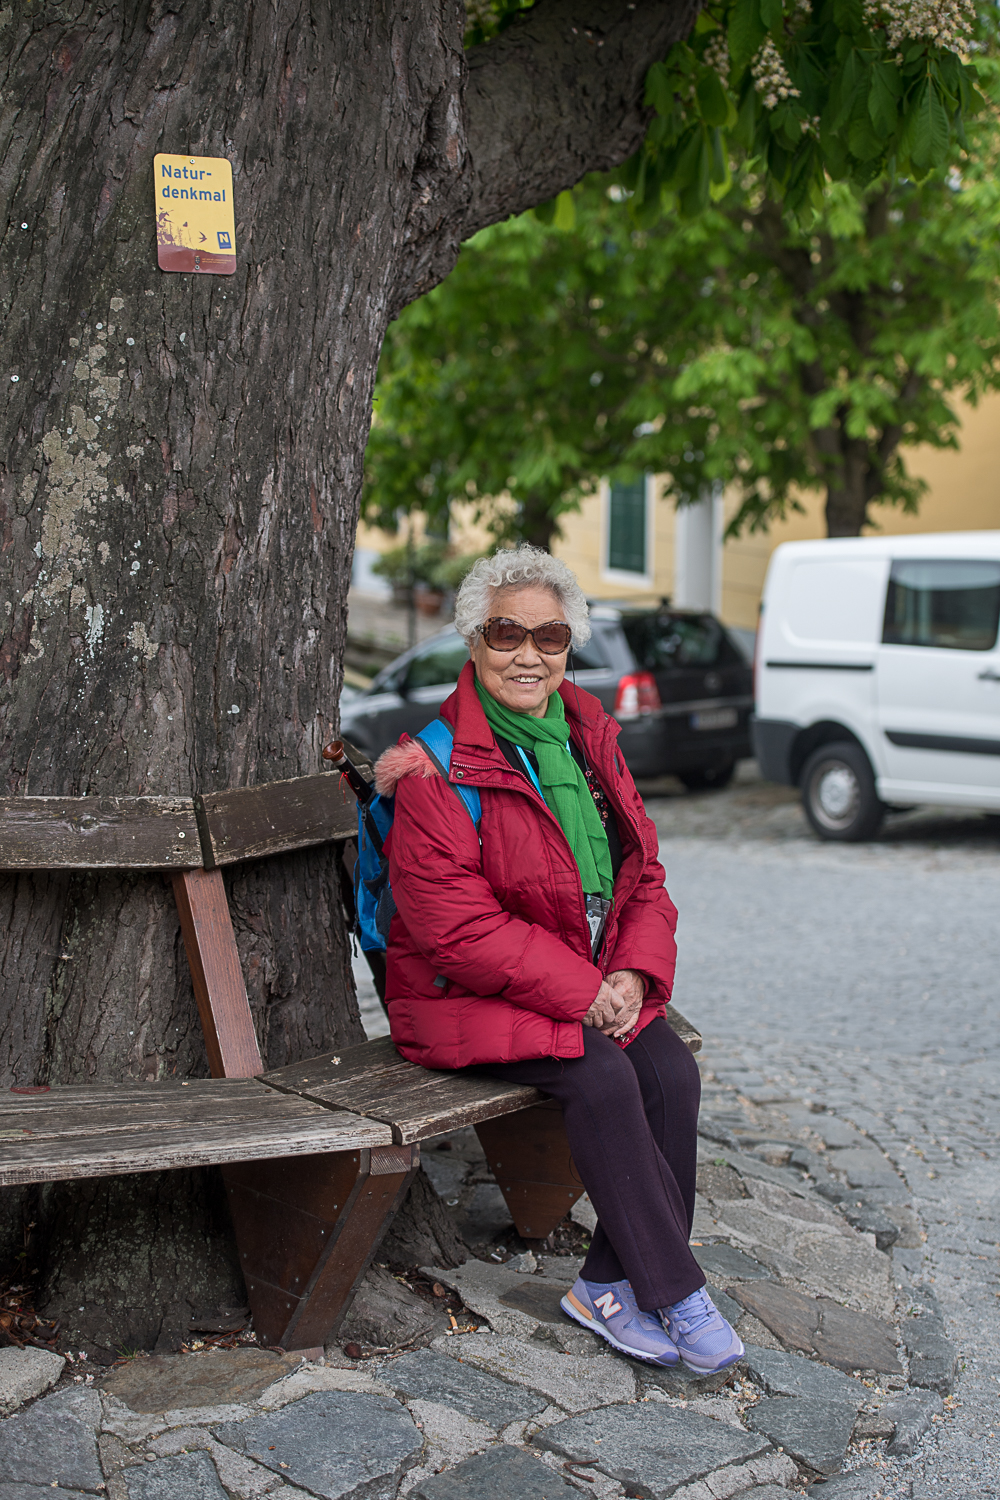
[643,764,1000,1499]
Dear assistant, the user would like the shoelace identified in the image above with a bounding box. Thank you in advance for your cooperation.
[667,1289,717,1334]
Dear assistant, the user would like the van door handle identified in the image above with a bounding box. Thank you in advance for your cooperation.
[978,669,1000,682]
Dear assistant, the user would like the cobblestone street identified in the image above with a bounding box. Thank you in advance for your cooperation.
[642,766,1000,1498]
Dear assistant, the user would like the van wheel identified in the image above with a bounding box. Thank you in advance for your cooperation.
[801,741,884,842]
[678,761,736,792]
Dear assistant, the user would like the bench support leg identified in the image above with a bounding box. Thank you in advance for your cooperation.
[172,869,418,1351]
[475,1101,585,1242]
[172,869,263,1079]
[223,1144,419,1352]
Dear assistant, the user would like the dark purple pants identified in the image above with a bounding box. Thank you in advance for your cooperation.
[483,1015,706,1311]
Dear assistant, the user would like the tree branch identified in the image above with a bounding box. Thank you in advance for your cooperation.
[390,0,701,311]
[464,0,700,238]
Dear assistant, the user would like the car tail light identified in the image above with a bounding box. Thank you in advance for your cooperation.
[614,672,661,720]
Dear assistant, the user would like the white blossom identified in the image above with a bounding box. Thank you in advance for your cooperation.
[862,0,975,52]
[703,31,731,80]
[752,38,801,110]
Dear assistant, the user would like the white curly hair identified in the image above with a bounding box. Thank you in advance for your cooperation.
[454,545,592,648]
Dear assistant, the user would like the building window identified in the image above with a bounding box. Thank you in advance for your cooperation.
[607,479,648,577]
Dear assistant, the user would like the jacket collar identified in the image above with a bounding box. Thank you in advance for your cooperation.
[442,661,611,753]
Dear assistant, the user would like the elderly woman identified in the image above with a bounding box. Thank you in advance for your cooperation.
[373,546,742,1372]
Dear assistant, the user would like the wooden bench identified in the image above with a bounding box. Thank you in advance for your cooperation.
[0,771,701,1354]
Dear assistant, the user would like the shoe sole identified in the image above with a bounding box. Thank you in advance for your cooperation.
[560,1293,679,1367]
[676,1342,746,1374]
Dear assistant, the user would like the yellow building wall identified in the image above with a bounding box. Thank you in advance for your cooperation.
[355,500,504,559]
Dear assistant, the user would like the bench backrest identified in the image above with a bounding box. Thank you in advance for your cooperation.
[0,770,360,1084]
[0,772,356,871]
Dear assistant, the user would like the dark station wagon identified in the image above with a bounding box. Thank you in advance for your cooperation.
[341,603,753,787]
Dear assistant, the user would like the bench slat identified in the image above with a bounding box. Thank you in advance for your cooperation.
[667,1006,702,1054]
[262,1012,701,1145]
[196,774,357,868]
[0,1079,391,1186]
[261,1035,543,1145]
[0,797,200,870]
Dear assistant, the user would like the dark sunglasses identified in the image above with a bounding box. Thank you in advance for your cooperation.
[479,617,573,655]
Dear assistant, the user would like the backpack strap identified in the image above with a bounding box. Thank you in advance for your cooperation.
[414,719,482,828]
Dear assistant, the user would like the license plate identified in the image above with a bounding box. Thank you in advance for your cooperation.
[691,708,738,731]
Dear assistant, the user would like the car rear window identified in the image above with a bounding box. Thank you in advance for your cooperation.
[882,560,1000,652]
[568,633,611,671]
[403,636,471,690]
[621,612,740,669]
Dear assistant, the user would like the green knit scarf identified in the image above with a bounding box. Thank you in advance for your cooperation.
[475,677,614,900]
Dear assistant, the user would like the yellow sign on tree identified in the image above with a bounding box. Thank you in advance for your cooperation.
[154,153,236,274]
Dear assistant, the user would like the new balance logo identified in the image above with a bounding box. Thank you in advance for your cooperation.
[593,1291,623,1318]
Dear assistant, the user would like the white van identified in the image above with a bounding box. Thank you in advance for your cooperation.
[753,533,1000,840]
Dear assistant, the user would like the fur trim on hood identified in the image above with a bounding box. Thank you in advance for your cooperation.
[373,738,438,797]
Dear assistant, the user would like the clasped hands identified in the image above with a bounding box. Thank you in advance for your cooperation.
[582,968,647,1038]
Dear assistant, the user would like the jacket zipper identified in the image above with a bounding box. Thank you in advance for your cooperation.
[450,753,610,973]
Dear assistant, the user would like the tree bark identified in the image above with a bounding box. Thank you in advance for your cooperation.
[824,448,872,537]
[518,495,561,551]
[0,0,699,1349]
[463,0,701,241]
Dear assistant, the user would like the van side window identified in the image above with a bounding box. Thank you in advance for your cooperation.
[882,560,1000,652]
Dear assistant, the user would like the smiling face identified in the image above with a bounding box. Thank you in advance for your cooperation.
[470,584,570,718]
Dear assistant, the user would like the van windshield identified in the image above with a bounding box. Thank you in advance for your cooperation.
[883,560,1000,652]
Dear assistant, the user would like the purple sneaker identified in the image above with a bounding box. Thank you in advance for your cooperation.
[659,1287,745,1372]
[561,1277,679,1365]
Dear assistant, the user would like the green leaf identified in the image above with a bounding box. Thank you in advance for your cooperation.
[833,0,864,30]
[759,0,783,33]
[697,69,731,127]
[849,111,882,161]
[869,62,902,136]
[533,197,557,224]
[632,149,649,205]
[831,50,870,133]
[553,190,576,231]
[678,134,712,215]
[728,0,766,73]
[784,139,819,209]
[773,103,804,150]
[645,61,676,117]
[935,50,962,106]
[731,77,758,149]
[908,79,950,170]
[666,126,706,191]
[710,126,729,186]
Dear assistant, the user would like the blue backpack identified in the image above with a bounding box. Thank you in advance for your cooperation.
[355,719,481,953]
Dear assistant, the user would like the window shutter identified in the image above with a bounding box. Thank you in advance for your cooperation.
[608,480,647,575]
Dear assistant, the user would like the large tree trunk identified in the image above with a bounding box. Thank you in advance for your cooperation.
[0,0,699,1351]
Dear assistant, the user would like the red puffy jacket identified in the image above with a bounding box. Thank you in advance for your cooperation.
[377,661,679,1070]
